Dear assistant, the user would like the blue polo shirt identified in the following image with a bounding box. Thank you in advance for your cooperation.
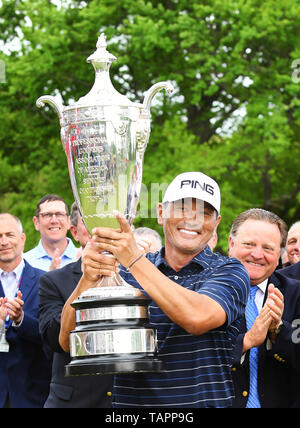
[115,245,250,408]
[24,238,78,271]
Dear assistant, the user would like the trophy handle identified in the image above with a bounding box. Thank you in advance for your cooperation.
[36,95,64,124]
[142,81,174,112]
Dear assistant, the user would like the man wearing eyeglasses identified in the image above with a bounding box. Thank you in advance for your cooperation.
[24,195,78,271]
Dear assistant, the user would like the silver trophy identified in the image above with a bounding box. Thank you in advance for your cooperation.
[36,33,173,375]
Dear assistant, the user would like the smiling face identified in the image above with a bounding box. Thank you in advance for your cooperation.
[228,219,281,285]
[286,223,300,264]
[33,200,70,245]
[157,198,221,265]
[0,214,26,270]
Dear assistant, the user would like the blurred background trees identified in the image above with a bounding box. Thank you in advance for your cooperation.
[1,0,300,252]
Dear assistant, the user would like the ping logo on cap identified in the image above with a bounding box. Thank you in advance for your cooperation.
[180,180,214,196]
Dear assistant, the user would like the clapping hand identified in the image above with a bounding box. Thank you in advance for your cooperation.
[49,248,62,271]
[265,284,284,335]
[3,291,24,325]
[0,297,8,322]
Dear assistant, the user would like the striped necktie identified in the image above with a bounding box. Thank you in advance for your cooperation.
[245,285,261,408]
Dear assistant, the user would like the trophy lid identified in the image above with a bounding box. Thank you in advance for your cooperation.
[87,33,117,69]
[77,33,134,107]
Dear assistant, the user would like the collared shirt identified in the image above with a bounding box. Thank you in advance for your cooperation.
[0,259,25,327]
[0,259,25,300]
[255,279,268,311]
[24,238,78,271]
[115,245,250,408]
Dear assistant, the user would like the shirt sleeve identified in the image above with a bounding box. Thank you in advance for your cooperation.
[198,260,250,326]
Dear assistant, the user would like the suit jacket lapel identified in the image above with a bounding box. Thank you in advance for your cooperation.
[264,273,282,305]
[72,258,82,289]
[0,280,4,298]
[0,262,34,300]
[19,261,36,303]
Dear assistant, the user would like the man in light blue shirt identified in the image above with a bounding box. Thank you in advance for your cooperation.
[24,194,78,271]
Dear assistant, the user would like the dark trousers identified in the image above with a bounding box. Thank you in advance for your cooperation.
[4,394,11,408]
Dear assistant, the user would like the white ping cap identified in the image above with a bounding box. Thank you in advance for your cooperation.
[162,172,221,214]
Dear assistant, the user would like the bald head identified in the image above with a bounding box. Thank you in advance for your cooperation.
[286,221,300,264]
[0,214,23,233]
[0,213,26,271]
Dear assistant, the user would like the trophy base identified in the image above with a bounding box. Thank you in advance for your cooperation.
[65,355,164,376]
[67,284,164,377]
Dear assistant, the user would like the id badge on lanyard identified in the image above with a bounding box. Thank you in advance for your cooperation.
[0,321,9,353]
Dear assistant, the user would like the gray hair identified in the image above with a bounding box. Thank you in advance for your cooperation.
[230,208,287,249]
[70,202,80,227]
[288,220,300,233]
[134,227,162,246]
[0,213,24,233]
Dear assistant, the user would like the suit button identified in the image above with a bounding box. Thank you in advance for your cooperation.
[242,391,248,397]
[232,367,237,372]
[107,391,112,397]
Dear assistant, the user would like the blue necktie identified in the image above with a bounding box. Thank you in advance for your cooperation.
[245,285,261,408]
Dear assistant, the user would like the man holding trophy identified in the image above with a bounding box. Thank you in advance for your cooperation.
[59,171,250,408]
[37,33,249,407]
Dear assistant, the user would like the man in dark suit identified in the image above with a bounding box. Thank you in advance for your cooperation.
[278,261,300,280]
[39,203,113,408]
[228,208,300,408]
[0,213,52,408]
[285,221,300,266]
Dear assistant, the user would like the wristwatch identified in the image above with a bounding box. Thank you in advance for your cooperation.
[268,321,283,342]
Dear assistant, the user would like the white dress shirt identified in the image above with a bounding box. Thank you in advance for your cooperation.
[0,259,25,300]
[254,278,268,311]
[0,259,25,327]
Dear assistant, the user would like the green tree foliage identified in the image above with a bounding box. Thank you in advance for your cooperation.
[0,0,300,252]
